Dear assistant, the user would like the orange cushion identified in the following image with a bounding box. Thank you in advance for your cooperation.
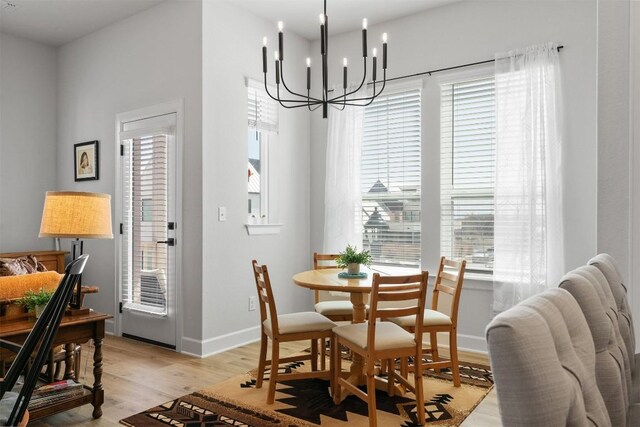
[0,271,62,301]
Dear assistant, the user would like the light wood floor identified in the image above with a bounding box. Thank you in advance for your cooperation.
[30,335,500,426]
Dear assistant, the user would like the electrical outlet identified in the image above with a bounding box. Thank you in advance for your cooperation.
[218,207,227,221]
[249,296,257,311]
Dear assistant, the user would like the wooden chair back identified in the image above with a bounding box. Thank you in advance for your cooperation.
[368,272,429,353]
[431,256,466,325]
[312,252,340,303]
[252,260,280,337]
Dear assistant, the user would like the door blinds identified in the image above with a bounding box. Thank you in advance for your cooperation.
[121,133,169,315]
[440,77,496,274]
[361,87,421,267]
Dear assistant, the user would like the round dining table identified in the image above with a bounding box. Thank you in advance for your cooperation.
[292,267,414,392]
[293,267,374,323]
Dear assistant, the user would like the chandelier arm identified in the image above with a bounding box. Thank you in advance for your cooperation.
[279,61,322,103]
[327,58,367,103]
[264,77,322,105]
[330,71,387,103]
[329,103,347,111]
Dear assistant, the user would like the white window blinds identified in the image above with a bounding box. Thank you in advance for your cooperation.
[440,77,495,273]
[361,87,421,267]
[247,79,278,134]
[121,133,170,315]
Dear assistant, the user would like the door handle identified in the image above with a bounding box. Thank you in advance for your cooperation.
[156,238,175,246]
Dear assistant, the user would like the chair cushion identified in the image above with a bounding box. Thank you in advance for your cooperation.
[263,312,336,336]
[333,321,416,352]
[0,391,20,426]
[387,309,452,328]
[315,301,354,317]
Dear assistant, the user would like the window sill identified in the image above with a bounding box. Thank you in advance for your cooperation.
[245,223,283,236]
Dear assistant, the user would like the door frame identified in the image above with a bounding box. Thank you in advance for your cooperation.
[114,99,184,352]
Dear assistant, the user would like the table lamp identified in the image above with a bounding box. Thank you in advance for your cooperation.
[39,191,113,315]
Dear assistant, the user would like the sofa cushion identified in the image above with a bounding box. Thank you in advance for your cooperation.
[486,288,610,427]
[589,253,636,374]
[560,268,629,426]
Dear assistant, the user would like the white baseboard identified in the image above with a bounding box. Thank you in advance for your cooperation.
[105,319,115,335]
[457,333,487,353]
[181,326,261,358]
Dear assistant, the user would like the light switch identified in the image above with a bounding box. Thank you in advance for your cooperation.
[218,207,227,221]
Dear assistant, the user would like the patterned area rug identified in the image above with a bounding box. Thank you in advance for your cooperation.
[120,358,492,427]
[314,346,494,389]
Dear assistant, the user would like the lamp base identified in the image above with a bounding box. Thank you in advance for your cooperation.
[66,307,90,316]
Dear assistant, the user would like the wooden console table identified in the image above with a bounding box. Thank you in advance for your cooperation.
[0,310,112,420]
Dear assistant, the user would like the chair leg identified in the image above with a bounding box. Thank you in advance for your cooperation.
[449,328,461,387]
[311,339,318,371]
[256,333,268,389]
[320,338,327,371]
[333,338,342,404]
[329,336,336,396]
[414,350,426,425]
[267,340,280,404]
[366,362,378,427]
[386,358,395,397]
[400,356,408,384]
[430,332,440,372]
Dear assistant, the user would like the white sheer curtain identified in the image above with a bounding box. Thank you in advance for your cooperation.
[323,97,365,253]
[493,42,565,312]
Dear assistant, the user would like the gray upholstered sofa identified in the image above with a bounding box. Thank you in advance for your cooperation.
[486,254,640,427]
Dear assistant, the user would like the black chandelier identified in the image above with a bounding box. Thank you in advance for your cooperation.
[261,0,388,119]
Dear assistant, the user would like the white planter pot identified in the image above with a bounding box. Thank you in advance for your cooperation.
[347,263,361,275]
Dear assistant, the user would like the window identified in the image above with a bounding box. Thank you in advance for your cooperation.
[247,78,278,223]
[361,87,421,267]
[440,77,496,274]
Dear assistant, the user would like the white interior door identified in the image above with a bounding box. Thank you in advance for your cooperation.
[119,113,177,348]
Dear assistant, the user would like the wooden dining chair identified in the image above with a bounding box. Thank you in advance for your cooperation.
[252,260,337,404]
[313,252,354,321]
[388,256,466,387]
[332,272,429,427]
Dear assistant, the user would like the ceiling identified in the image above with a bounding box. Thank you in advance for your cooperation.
[228,0,460,41]
[0,0,165,46]
[0,0,458,48]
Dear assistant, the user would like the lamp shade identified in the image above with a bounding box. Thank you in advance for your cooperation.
[39,191,113,239]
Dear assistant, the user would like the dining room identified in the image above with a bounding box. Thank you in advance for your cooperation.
[0,0,638,425]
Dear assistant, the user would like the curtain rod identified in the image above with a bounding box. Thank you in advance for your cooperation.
[383,45,565,84]
[328,45,564,92]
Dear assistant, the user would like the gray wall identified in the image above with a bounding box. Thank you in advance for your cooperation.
[56,0,203,343]
[597,0,631,288]
[309,0,598,352]
[0,33,57,252]
[201,1,312,355]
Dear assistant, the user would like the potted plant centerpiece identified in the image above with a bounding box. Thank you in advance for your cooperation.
[16,289,54,319]
[336,245,373,275]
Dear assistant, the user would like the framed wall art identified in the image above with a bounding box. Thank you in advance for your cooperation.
[74,140,99,182]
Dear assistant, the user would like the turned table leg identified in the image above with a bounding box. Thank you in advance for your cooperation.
[348,293,367,383]
[91,337,104,418]
[63,343,75,380]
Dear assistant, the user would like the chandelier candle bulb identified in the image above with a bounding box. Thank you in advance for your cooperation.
[343,58,348,89]
[383,35,388,69]
[262,44,267,73]
[319,13,325,25]
[362,28,367,57]
[373,56,377,81]
[278,21,283,32]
